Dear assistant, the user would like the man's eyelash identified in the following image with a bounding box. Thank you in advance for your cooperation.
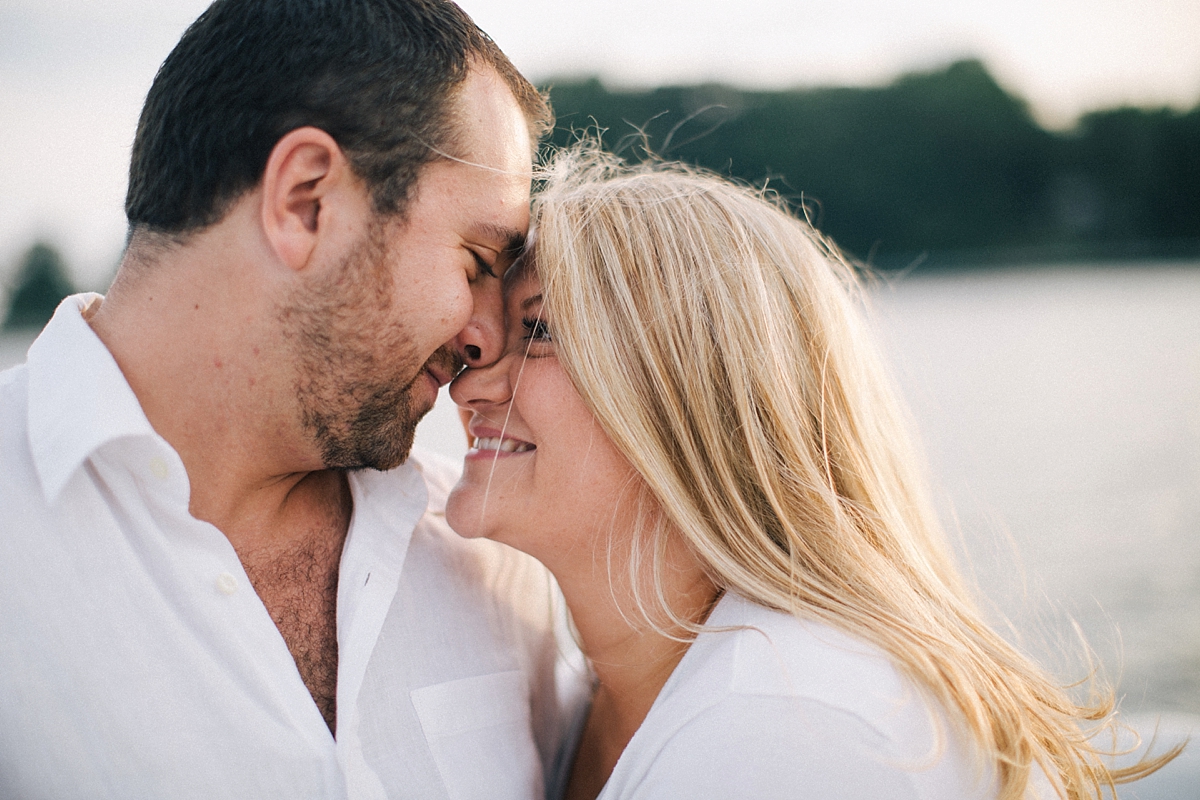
[521,316,552,341]
[472,252,497,279]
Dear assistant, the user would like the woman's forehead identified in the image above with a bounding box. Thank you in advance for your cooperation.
[502,232,539,290]
[504,270,543,310]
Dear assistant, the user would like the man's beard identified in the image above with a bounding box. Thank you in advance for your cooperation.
[279,219,462,471]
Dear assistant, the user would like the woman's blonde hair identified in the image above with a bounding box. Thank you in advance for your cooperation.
[530,144,1174,800]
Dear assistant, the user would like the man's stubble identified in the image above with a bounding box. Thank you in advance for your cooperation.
[280,216,461,472]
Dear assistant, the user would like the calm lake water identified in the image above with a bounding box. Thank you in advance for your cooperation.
[4,263,1198,780]
[870,263,1200,719]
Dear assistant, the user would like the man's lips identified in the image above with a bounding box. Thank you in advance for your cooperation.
[424,363,454,388]
[423,347,465,389]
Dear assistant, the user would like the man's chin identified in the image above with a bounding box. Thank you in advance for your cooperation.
[318,413,419,473]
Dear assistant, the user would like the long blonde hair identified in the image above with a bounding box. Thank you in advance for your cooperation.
[530,144,1174,800]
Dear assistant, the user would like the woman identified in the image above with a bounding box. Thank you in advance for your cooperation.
[446,147,1173,799]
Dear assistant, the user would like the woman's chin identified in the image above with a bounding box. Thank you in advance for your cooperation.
[444,487,490,540]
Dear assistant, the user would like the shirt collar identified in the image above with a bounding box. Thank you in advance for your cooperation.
[26,293,160,503]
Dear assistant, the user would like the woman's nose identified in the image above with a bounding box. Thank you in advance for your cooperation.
[448,356,513,411]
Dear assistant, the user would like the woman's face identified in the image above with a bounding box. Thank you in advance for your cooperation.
[446,270,643,563]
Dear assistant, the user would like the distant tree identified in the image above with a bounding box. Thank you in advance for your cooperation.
[1067,106,1200,243]
[4,242,77,330]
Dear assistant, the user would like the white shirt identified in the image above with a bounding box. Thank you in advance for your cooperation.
[0,295,583,800]
[594,592,1019,800]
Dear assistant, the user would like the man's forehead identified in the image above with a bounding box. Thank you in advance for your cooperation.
[447,66,534,176]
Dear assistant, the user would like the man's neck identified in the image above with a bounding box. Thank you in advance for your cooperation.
[88,237,329,548]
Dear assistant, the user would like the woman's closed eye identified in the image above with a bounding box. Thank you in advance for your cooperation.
[521,316,552,343]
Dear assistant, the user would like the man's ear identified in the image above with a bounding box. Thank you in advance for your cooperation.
[260,126,357,272]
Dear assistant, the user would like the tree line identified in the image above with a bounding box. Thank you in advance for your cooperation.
[541,60,1200,268]
[7,59,1198,328]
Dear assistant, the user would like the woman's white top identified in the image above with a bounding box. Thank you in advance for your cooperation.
[592,592,1028,800]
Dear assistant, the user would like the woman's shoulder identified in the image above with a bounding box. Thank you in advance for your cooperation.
[669,593,946,756]
[704,592,911,716]
[598,592,996,800]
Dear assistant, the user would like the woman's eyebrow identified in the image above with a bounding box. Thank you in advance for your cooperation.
[519,293,544,311]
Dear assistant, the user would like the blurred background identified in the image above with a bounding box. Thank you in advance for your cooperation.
[2,0,1198,791]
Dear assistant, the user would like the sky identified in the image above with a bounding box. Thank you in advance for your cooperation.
[2,0,1198,290]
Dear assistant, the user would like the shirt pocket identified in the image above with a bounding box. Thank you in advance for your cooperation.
[410,670,543,800]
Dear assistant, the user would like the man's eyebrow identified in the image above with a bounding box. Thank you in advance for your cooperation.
[471,222,526,255]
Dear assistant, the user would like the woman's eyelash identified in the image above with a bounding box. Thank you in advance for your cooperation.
[521,316,552,341]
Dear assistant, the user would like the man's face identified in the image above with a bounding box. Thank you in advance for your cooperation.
[283,68,533,471]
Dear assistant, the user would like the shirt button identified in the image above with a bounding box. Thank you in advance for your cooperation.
[215,572,239,596]
[149,457,169,480]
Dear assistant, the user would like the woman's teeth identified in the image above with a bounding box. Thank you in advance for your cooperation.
[474,437,535,453]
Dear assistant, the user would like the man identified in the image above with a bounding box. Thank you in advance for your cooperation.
[0,1,581,797]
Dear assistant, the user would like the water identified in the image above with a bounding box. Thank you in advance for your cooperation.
[862,262,1200,795]
[867,263,1200,720]
[5,264,1198,790]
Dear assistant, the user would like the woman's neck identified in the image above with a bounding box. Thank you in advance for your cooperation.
[555,549,719,800]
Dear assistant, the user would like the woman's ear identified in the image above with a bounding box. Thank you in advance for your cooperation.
[259,126,355,272]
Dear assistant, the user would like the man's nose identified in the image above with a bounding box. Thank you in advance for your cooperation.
[455,277,504,367]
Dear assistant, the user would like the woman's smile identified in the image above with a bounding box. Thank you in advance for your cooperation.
[467,429,536,455]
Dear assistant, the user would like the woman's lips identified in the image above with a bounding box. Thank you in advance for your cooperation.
[471,436,535,453]
[465,428,536,458]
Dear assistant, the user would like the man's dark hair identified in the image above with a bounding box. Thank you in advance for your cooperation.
[126,0,551,237]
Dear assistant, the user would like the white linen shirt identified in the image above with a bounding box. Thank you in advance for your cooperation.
[592,592,1054,800]
[0,295,581,800]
